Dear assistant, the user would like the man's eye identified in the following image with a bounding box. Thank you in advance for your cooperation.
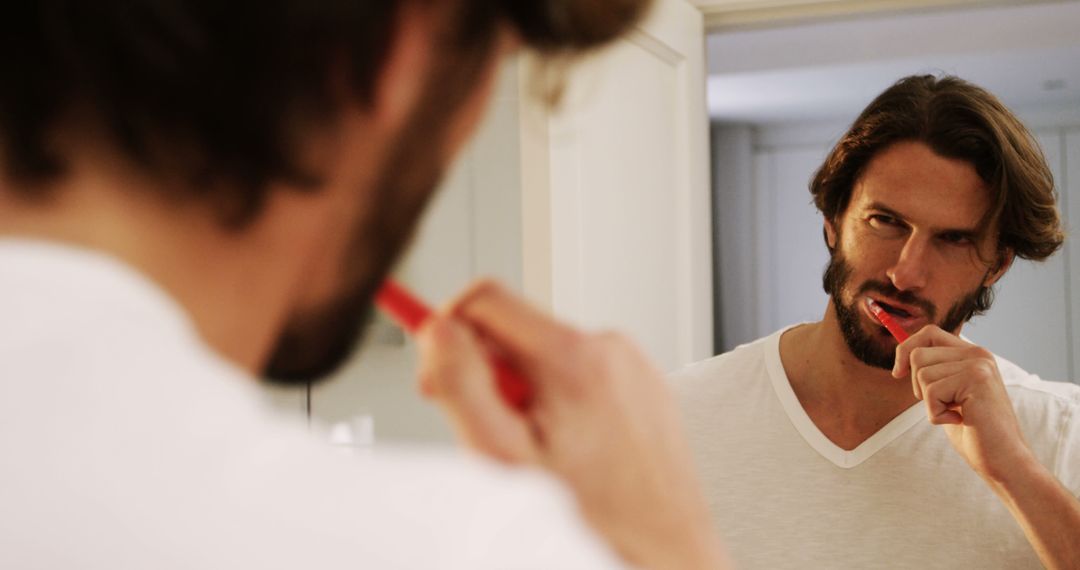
[868,214,899,227]
[940,232,972,245]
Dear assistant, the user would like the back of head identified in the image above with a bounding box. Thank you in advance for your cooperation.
[810,74,1064,262]
[0,0,651,225]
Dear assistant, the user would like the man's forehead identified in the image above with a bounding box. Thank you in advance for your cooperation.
[848,186,989,231]
[848,142,992,231]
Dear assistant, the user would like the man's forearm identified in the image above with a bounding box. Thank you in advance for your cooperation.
[990,455,1080,570]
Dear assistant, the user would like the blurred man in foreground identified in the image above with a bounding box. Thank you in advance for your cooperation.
[0,1,725,568]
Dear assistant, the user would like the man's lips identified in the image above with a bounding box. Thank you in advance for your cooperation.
[862,296,926,331]
[874,300,913,318]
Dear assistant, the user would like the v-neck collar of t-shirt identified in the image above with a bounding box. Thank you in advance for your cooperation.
[763,325,927,469]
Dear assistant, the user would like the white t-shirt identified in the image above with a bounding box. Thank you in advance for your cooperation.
[0,240,625,570]
[671,325,1080,570]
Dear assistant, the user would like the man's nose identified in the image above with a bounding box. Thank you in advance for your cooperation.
[886,236,930,292]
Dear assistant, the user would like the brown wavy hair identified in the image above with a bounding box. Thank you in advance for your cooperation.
[0,0,650,226]
[811,74,1064,264]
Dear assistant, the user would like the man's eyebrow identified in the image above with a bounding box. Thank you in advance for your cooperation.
[866,202,907,221]
[866,201,981,237]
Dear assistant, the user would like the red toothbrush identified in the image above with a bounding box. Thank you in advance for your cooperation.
[375,280,533,411]
[866,298,910,343]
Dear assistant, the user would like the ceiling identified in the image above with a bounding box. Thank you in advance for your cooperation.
[705,1,1080,125]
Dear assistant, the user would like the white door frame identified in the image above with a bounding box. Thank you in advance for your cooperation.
[693,0,1054,30]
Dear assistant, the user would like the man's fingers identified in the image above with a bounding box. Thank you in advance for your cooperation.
[932,410,964,425]
[447,279,583,376]
[907,348,977,397]
[893,325,972,378]
[911,359,968,400]
[906,344,995,399]
[922,374,968,425]
[417,314,539,464]
[911,346,991,370]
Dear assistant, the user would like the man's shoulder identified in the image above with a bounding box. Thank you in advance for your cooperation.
[996,354,1080,410]
[668,331,780,400]
[235,444,623,568]
[993,354,1080,490]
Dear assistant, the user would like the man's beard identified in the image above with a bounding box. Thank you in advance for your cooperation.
[823,250,985,370]
[262,88,454,385]
[261,29,496,385]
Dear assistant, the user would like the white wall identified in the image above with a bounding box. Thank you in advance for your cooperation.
[711,125,755,352]
[712,120,842,349]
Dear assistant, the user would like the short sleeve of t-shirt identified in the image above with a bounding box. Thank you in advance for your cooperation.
[1052,391,1080,499]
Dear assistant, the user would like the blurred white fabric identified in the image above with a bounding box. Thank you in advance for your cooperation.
[0,239,624,570]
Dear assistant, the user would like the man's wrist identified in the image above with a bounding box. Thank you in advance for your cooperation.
[648,530,728,570]
[621,504,726,570]
[983,448,1049,495]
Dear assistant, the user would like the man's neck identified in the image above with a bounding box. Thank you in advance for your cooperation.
[778,304,919,450]
[0,155,307,375]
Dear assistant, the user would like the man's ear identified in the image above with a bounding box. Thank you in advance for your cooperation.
[370,2,434,131]
[984,248,1014,287]
[823,218,838,252]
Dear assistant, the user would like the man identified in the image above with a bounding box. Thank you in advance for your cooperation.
[673,75,1080,569]
[0,2,726,569]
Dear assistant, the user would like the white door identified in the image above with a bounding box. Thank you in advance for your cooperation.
[522,0,713,371]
